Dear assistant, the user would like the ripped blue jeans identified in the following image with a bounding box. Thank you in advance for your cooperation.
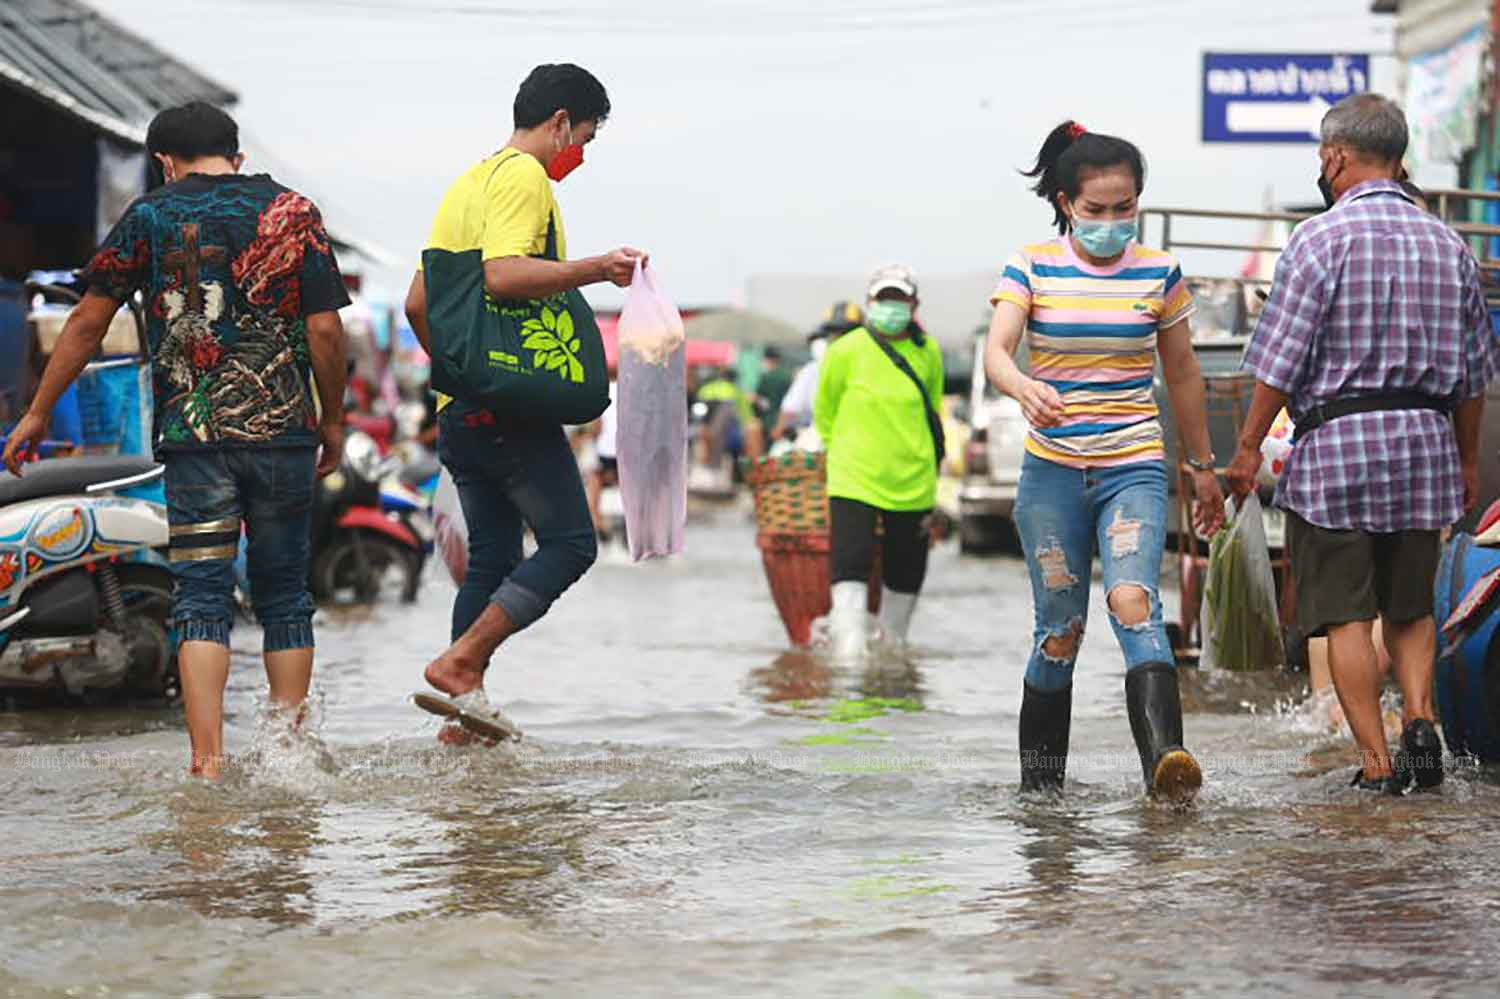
[1012,452,1171,692]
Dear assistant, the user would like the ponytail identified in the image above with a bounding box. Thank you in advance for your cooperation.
[1020,120,1147,234]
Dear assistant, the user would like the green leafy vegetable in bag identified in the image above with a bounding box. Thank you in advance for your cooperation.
[1200,492,1285,671]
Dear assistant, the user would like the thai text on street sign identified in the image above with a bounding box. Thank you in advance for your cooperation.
[1202,53,1370,143]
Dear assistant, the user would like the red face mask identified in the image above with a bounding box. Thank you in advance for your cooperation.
[547,143,584,182]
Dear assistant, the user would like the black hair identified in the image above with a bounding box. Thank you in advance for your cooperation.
[146,101,239,162]
[513,64,611,130]
[1021,121,1146,234]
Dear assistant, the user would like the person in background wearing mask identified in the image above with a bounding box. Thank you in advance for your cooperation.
[985,121,1224,802]
[1227,94,1500,794]
[816,266,943,657]
[404,63,645,743]
[3,102,350,779]
[774,301,863,445]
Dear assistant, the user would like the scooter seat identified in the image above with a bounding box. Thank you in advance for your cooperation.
[0,455,162,506]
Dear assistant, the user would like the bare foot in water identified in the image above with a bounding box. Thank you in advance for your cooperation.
[437,721,475,746]
[424,653,485,698]
[436,721,496,748]
[190,753,224,780]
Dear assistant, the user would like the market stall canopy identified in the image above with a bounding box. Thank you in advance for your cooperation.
[0,0,395,270]
[0,0,236,145]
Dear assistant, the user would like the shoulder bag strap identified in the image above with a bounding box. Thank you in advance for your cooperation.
[866,329,946,471]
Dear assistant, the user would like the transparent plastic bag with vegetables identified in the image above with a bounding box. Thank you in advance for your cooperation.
[1200,491,1285,671]
[616,259,688,561]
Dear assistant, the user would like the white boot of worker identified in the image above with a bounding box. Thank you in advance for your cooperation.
[878,588,918,648]
[828,581,869,662]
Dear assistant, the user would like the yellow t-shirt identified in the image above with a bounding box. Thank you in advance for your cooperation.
[423,148,567,409]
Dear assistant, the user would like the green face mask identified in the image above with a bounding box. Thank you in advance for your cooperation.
[867,300,913,335]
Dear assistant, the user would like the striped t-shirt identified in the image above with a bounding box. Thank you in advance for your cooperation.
[990,237,1194,468]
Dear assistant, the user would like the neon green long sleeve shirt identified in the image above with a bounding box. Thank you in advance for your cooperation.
[814,327,944,512]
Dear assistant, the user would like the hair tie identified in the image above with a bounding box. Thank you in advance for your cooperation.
[1067,122,1087,140]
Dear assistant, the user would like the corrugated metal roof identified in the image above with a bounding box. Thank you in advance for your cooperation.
[0,0,237,143]
[0,1,397,270]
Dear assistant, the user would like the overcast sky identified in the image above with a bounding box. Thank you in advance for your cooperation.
[93,0,1395,311]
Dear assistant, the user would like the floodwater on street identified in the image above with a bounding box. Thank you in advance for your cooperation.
[2,507,1498,998]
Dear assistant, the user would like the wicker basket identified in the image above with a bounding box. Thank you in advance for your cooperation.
[744,450,830,536]
[745,451,879,646]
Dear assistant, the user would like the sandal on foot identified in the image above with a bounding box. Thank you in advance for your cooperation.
[412,690,521,743]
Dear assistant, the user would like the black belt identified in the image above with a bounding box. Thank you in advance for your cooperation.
[1293,393,1453,442]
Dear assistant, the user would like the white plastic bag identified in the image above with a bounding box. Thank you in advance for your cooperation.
[433,467,468,585]
[1199,492,1285,671]
[1258,408,1295,489]
[615,259,688,561]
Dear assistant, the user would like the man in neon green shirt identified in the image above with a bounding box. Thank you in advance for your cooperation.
[815,264,944,658]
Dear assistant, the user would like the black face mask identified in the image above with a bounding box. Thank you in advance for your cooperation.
[1317,152,1342,210]
[1317,171,1336,210]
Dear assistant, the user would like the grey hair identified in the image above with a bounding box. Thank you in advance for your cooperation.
[1320,93,1408,162]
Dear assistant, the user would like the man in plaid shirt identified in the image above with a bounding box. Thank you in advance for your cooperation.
[1228,94,1500,794]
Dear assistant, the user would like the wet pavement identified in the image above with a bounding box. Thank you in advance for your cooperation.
[2,508,1498,998]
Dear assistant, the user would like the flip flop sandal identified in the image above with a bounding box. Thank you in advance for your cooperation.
[411,691,522,743]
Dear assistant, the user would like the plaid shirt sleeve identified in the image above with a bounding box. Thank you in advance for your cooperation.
[1243,231,1329,396]
[1458,249,1500,399]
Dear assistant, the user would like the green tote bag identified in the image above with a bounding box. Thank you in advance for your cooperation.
[422,158,609,424]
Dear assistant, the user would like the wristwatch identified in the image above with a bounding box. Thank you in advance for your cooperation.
[1185,453,1216,472]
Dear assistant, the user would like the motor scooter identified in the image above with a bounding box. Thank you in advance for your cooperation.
[0,455,176,703]
[309,429,425,605]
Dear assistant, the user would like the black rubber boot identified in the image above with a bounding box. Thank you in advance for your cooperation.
[1125,662,1202,803]
[1400,718,1444,790]
[1019,682,1072,792]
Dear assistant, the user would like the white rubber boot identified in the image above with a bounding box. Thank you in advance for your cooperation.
[878,588,918,647]
[828,581,870,662]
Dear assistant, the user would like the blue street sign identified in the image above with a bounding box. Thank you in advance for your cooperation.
[1202,52,1370,143]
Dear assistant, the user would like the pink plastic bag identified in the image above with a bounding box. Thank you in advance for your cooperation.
[433,467,468,585]
[616,260,688,561]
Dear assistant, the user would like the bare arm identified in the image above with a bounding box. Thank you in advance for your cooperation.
[29,292,116,417]
[983,301,1064,426]
[983,300,1029,397]
[306,310,347,424]
[305,310,347,477]
[1238,382,1290,455]
[1156,318,1216,465]
[483,248,643,301]
[1157,318,1227,535]
[3,292,118,473]
[404,271,432,356]
[1223,380,1289,502]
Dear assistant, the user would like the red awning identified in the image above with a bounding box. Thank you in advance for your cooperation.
[599,316,735,372]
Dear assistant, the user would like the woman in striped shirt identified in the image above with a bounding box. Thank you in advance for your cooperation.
[984,121,1225,802]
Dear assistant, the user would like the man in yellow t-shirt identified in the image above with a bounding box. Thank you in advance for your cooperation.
[403,63,645,743]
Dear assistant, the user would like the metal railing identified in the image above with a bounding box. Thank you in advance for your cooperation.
[1143,197,1500,298]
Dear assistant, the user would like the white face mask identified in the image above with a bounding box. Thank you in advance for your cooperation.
[811,337,829,360]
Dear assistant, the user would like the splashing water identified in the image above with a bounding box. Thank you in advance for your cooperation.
[236,688,339,791]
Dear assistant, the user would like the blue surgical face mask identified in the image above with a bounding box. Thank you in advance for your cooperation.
[1071,216,1137,258]
[866,300,913,335]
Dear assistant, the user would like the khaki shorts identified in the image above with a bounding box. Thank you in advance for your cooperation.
[1287,512,1440,638]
